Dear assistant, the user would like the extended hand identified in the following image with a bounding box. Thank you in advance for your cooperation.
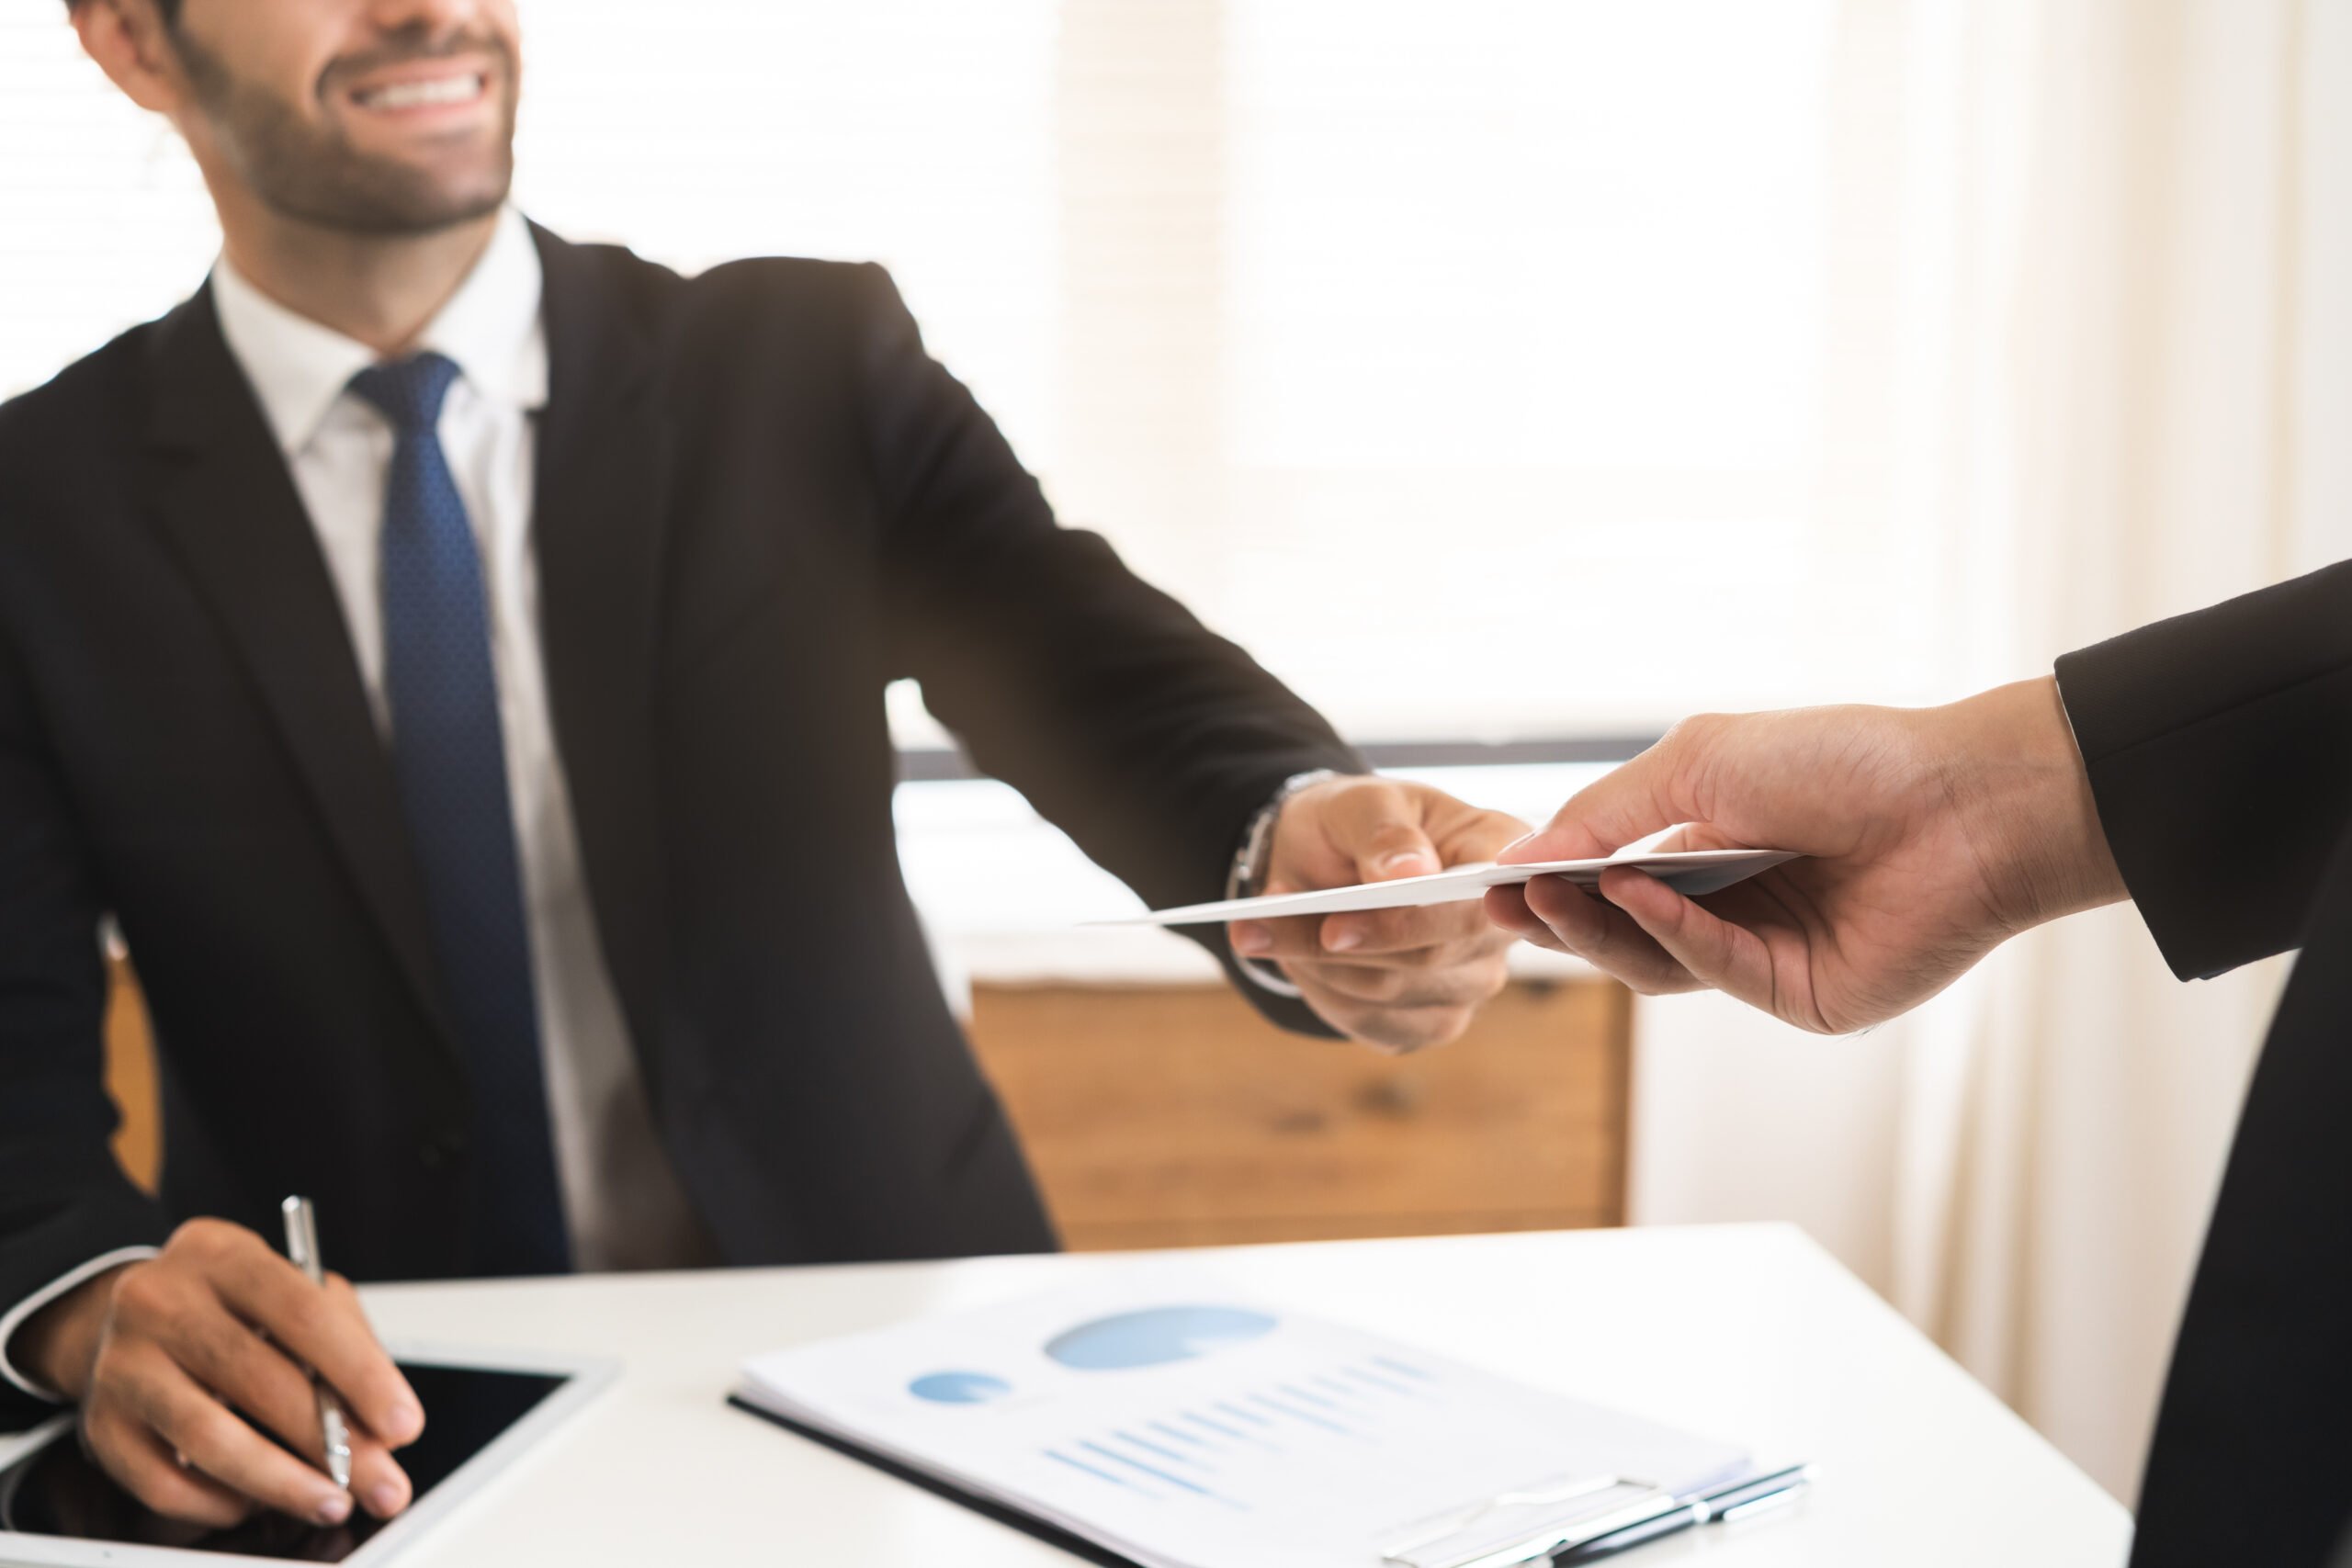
[1485,679,2128,1033]
[13,1219,424,1528]
[1231,776,1523,1051]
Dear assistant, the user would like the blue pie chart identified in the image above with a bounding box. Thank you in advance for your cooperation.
[909,1371,1012,1404]
[1044,1305,1280,1371]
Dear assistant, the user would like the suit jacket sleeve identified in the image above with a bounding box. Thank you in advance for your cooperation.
[854,265,1364,1036]
[2054,558,2352,980]
[0,620,171,1404]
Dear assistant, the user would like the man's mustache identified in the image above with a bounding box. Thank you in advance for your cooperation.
[318,29,516,97]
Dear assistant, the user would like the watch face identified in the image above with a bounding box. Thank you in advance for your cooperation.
[0,1364,565,1562]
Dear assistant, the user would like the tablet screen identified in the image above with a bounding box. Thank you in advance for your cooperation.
[0,1363,565,1562]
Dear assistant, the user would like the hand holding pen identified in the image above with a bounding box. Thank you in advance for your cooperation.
[6,1208,425,1528]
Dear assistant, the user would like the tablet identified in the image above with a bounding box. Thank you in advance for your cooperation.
[0,1344,616,1567]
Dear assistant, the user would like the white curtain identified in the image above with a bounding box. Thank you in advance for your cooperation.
[1631,0,2352,1503]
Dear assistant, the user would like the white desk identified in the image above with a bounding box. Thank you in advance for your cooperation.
[362,1224,2131,1567]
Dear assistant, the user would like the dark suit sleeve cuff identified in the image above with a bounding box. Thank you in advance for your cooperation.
[1182,762,1362,1041]
[0,1245,160,1401]
[0,1186,171,1401]
[2055,559,2352,979]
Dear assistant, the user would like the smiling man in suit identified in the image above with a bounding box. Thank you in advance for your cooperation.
[0,0,1525,1530]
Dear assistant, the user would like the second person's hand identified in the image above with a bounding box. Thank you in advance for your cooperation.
[1485,678,2129,1033]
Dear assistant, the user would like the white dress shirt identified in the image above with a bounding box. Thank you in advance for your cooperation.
[0,210,710,1398]
[209,208,710,1275]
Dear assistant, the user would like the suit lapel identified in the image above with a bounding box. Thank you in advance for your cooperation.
[527,228,673,1066]
[142,287,460,1063]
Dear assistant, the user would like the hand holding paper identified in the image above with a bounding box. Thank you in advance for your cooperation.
[1233,776,1524,1054]
[1486,687,2126,1032]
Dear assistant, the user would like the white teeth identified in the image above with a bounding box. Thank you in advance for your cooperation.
[356,74,483,111]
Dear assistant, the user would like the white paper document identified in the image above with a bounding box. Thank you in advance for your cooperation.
[734,1269,1751,1568]
[1094,849,1800,928]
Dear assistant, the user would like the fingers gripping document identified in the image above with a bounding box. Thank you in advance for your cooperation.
[1096,850,1801,928]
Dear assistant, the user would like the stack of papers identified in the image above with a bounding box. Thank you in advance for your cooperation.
[733,1270,1753,1568]
[1095,849,1799,927]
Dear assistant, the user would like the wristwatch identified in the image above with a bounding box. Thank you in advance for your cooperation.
[1225,768,1347,996]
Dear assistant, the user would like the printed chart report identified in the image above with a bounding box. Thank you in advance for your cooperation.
[733,1269,1752,1568]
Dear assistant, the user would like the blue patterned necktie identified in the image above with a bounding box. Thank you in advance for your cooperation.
[349,352,572,1276]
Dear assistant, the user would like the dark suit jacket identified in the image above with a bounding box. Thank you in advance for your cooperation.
[2055,557,2352,1567]
[0,226,1361,1343]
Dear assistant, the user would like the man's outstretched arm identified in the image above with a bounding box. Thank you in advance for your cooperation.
[856,264,1515,1050]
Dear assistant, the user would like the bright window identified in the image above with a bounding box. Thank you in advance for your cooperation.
[1,1,1935,746]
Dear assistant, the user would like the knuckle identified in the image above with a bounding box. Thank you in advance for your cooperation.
[1483,808,1532,840]
[274,1291,331,1346]
[77,1404,125,1460]
[176,1409,260,1476]
[1422,1008,1476,1047]
[190,1314,274,1396]
[107,1261,175,1324]
[92,1336,166,1402]
[164,1217,216,1256]
[1300,987,1365,1034]
[166,1216,250,1267]
[1660,713,1722,753]
[1339,782,1407,829]
[117,1463,187,1517]
[1284,916,1333,953]
[1432,913,1492,951]
[1374,1021,1448,1055]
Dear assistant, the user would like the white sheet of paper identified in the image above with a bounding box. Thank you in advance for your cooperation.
[734,1266,1750,1568]
[1094,849,1801,927]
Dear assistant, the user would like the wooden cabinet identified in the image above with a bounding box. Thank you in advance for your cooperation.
[965,978,1630,1251]
[100,964,1634,1246]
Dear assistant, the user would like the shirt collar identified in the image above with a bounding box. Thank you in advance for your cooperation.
[210,206,550,456]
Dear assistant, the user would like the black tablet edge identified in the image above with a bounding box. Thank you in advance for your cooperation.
[722,1393,1139,1568]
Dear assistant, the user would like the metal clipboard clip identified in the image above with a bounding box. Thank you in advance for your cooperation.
[1378,1461,1816,1568]
[1378,1472,1688,1568]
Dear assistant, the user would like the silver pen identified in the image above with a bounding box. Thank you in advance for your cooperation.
[279,1196,353,1492]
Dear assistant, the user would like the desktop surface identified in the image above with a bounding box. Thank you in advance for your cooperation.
[355,1224,2131,1568]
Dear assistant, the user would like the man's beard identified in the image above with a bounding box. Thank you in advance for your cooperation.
[175,27,519,237]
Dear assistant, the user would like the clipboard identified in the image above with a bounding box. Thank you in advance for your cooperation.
[726,1393,1811,1567]
[726,1269,1807,1568]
